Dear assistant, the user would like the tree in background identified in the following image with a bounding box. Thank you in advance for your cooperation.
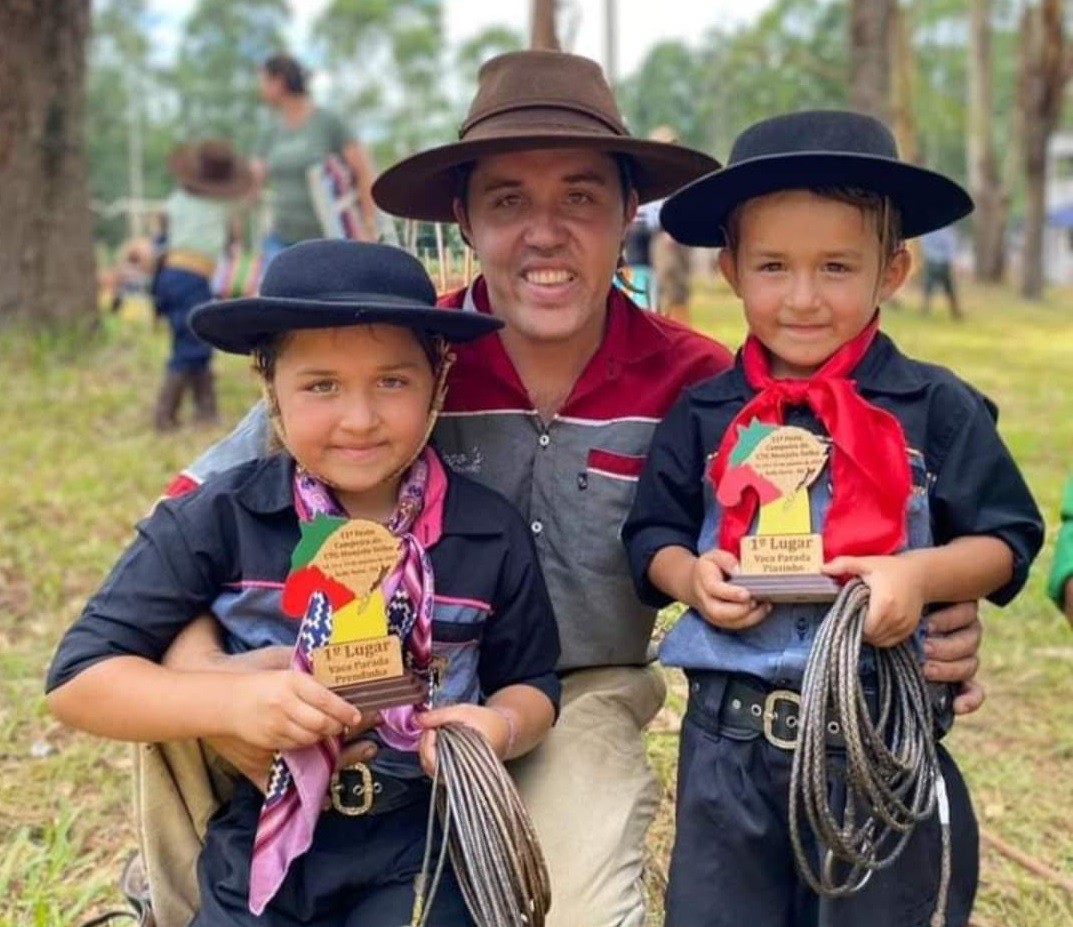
[617,42,708,150]
[849,0,895,120]
[1018,0,1072,300]
[88,0,174,243]
[531,0,561,51]
[313,0,451,172]
[174,0,290,155]
[968,0,1010,282]
[0,0,96,326]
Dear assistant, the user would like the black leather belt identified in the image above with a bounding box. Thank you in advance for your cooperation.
[695,675,877,751]
[325,763,430,816]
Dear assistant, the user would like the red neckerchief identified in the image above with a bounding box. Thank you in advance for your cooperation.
[708,317,911,561]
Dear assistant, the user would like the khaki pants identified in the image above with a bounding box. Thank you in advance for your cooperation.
[136,664,666,927]
[509,664,667,927]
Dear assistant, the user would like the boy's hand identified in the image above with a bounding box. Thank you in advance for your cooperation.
[823,555,925,648]
[691,549,772,630]
[225,670,362,753]
[415,704,513,776]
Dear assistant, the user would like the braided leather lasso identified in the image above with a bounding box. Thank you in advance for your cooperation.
[789,579,952,926]
[409,723,551,927]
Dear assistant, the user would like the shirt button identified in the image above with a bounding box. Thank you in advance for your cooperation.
[531,520,544,535]
[538,433,550,448]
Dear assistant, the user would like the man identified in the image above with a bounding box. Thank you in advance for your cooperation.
[921,223,963,320]
[149,51,985,927]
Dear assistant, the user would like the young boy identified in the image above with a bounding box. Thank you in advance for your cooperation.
[623,111,1043,926]
[153,139,251,431]
[47,240,560,925]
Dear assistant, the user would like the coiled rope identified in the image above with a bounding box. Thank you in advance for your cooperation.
[788,579,952,926]
[409,723,551,927]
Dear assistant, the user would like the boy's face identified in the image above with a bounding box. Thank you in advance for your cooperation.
[719,189,910,378]
[453,148,637,348]
[272,324,435,519]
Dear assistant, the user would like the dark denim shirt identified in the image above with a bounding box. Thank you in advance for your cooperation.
[623,333,1044,686]
[47,452,561,777]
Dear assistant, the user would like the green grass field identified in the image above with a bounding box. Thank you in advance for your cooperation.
[1,281,1070,926]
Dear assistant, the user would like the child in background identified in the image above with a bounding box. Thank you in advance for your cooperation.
[152,139,251,432]
[47,240,560,925]
[623,110,1043,926]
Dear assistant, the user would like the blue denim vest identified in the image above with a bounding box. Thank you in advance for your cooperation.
[659,448,933,687]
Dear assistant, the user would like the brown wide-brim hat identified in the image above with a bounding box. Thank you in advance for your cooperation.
[167,138,254,200]
[373,50,721,222]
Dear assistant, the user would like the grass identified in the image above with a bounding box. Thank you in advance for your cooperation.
[1,281,1072,925]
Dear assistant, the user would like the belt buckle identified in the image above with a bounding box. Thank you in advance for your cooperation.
[763,689,801,750]
[330,762,375,816]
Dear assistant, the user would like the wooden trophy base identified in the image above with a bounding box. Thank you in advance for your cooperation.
[731,573,841,604]
[333,671,426,712]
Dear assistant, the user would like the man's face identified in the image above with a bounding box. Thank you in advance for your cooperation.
[454,148,637,346]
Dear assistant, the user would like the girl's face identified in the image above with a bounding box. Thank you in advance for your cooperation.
[272,324,436,520]
[718,189,910,378]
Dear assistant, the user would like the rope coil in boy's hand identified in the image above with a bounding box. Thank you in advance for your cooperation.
[409,723,551,927]
[789,579,952,927]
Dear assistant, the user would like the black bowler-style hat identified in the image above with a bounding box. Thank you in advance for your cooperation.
[190,239,502,355]
[660,109,974,247]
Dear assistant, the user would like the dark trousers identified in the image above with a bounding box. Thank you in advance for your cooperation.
[190,780,474,927]
[665,679,979,927]
[153,265,214,373]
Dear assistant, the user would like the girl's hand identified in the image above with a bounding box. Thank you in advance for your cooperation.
[415,704,513,776]
[225,670,362,752]
[823,555,926,648]
[691,548,771,630]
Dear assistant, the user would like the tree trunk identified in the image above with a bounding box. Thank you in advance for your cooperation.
[968,0,1008,282]
[530,0,560,51]
[890,3,923,277]
[0,0,96,327]
[1018,0,1071,301]
[850,0,895,122]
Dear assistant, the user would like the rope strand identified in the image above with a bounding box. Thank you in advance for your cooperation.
[789,579,950,921]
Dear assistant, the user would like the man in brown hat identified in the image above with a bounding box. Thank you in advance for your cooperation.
[146,51,985,927]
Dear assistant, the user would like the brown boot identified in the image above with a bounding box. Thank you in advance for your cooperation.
[190,367,219,426]
[153,371,187,432]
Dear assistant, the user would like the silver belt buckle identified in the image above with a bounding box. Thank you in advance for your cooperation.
[330,762,375,816]
[763,689,801,750]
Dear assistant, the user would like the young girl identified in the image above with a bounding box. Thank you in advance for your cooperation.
[623,111,1043,926]
[47,239,560,926]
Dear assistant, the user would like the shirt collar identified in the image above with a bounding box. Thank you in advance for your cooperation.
[692,331,930,405]
[448,277,675,411]
[235,450,500,540]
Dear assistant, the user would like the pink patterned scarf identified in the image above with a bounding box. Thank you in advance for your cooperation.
[247,449,436,914]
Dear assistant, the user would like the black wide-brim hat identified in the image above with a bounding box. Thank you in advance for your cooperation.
[660,110,974,247]
[190,239,502,355]
[373,51,721,221]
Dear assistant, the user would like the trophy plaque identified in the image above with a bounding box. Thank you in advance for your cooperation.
[284,517,425,711]
[716,420,840,603]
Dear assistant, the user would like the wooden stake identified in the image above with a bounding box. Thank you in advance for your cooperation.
[434,223,447,292]
[981,828,1073,895]
[464,245,474,285]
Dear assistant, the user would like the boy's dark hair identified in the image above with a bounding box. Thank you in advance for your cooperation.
[723,187,904,263]
[262,54,307,95]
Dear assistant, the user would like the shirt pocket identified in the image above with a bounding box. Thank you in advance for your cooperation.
[577,449,646,573]
[430,603,488,707]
